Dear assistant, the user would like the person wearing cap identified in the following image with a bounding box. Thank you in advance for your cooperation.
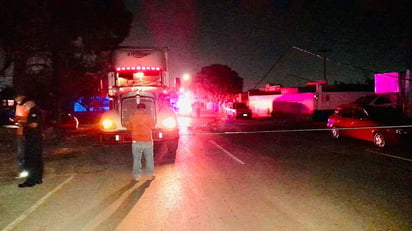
[126,103,156,182]
[18,99,44,188]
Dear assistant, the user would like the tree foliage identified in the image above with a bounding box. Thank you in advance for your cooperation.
[0,0,132,110]
[192,64,243,99]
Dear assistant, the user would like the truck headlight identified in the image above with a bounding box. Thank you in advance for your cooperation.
[162,117,177,129]
[101,119,116,130]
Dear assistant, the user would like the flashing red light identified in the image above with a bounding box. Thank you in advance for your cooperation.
[116,66,161,71]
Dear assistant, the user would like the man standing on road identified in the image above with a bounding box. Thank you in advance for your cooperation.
[18,99,44,188]
[10,93,29,178]
[126,103,156,182]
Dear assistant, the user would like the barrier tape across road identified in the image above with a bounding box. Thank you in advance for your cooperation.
[179,124,412,136]
[179,124,412,163]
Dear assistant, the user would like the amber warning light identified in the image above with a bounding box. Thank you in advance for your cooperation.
[116,66,161,71]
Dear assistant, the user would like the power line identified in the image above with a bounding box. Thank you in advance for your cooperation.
[254,45,404,90]
[253,46,292,89]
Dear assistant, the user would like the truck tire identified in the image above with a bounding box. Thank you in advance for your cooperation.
[154,141,178,163]
[166,140,178,160]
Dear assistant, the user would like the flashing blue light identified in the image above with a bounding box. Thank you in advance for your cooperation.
[74,96,110,112]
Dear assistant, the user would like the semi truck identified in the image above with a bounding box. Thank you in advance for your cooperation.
[99,47,179,162]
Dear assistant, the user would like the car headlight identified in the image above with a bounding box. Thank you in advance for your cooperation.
[101,119,116,130]
[162,117,177,129]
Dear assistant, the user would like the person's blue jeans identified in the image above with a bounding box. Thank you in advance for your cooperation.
[16,135,25,172]
[131,141,154,178]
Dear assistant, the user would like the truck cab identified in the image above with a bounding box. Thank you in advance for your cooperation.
[99,47,179,162]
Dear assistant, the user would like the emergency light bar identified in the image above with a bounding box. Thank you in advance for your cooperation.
[116,66,161,71]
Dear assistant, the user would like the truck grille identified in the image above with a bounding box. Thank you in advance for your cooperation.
[121,97,155,127]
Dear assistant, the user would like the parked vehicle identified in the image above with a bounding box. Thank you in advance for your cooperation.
[327,104,412,148]
[99,47,179,161]
[353,93,398,108]
[225,102,252,119]
[50,113,79,130]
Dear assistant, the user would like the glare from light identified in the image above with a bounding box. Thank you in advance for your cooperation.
[176,91,194,115]
[19,170,29,178]
[101,119,115,129]
[182,73,190,81]
[162,117,178,129]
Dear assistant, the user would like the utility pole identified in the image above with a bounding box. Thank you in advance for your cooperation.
[292,46,332,82]
[318,49,331,81]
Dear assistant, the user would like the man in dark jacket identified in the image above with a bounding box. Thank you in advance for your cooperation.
[10,93,29,178]
[18,100,44,188]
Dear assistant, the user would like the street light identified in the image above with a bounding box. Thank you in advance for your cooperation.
[182,73,190,81]
[182,73,191,90]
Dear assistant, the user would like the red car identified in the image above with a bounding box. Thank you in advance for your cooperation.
[327,104,412,148]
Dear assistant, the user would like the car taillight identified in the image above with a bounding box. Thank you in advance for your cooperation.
[162,117,177,129]
[101,119,116,130]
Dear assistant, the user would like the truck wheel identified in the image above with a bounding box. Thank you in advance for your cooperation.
[166,140,178,160]
[167,140,179,156]
[154,141,178,163]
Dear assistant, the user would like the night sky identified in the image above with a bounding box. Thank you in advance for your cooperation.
[123,0,411,90]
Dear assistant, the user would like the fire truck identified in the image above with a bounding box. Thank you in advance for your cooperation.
[99,47,179,161]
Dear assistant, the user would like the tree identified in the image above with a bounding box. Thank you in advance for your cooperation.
[0,0,132,111]
[192,64,243,101]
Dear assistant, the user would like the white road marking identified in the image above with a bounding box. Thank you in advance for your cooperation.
[209,140,245,165]
[2,175,75,231]
[366,149,412,162]
[81,182,141,231]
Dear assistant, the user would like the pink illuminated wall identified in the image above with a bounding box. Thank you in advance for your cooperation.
[249,93,315,117]
[249,94,282,117]
[375,72,399,94]
[272,93,314,114]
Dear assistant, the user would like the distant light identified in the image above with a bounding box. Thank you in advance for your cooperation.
[183,73,190,81]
